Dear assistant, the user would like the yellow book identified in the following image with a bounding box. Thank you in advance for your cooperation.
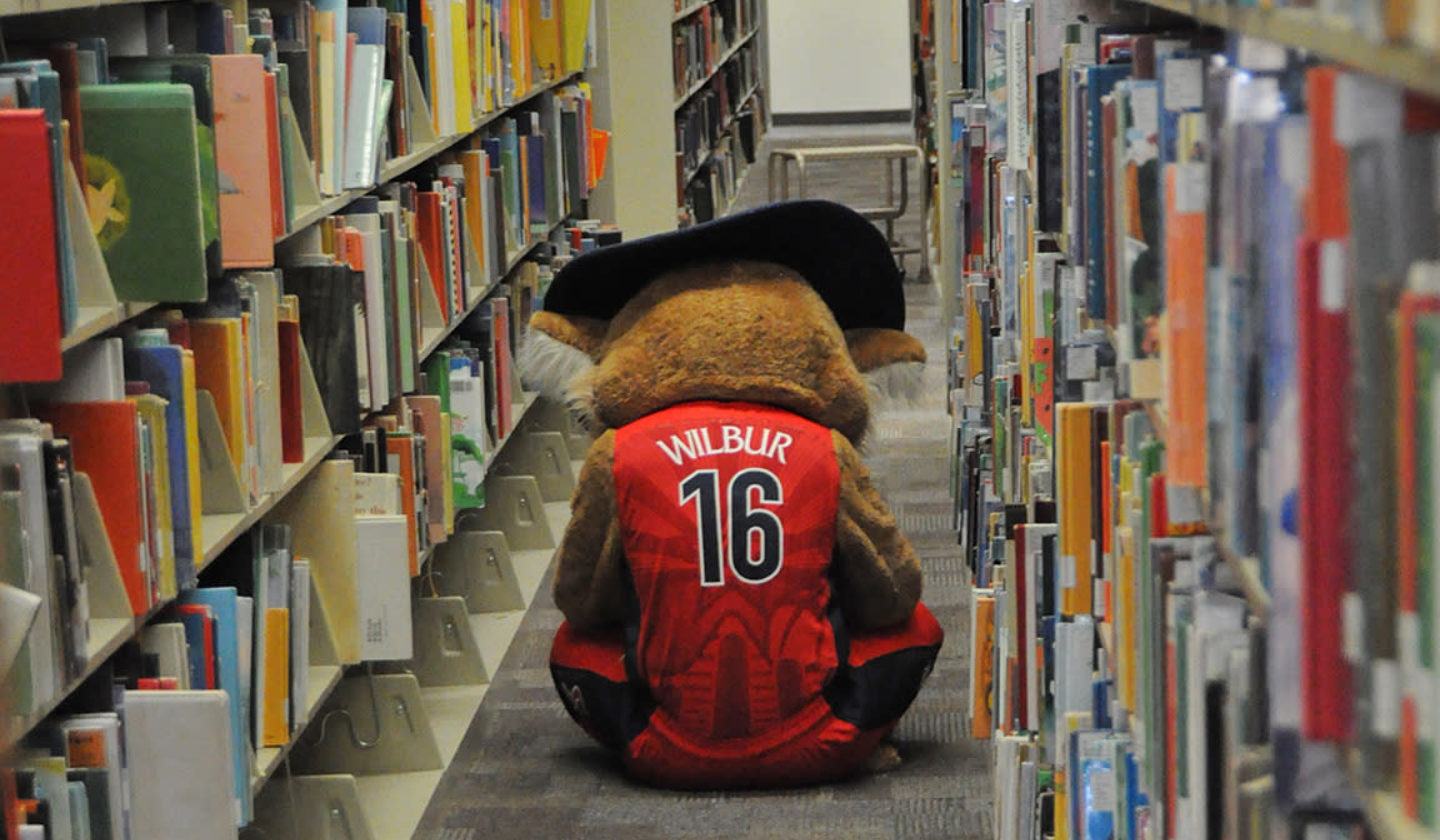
[510,0,530,94]
[262,607,291,747]
[449,0,475,130]
[129,394,176,600]
[1057,403,1094,616]
[559,0,591,73]
[528,0,563,82]
[190,318,246,477]
[181,349,204,557]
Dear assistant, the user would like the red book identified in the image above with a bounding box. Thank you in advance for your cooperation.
[277,319,306,462]
[1149,473,1168,539]
[416,192,449,318]
[174,603,217,689]
[263,71,286,239]
[35,401,148,614]
[0,110,63,383]
[1,768,19,840]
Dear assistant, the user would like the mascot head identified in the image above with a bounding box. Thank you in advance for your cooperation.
[519,200,926,446]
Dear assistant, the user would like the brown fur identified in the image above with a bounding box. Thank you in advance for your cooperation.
[845,328,927,372]
[584,261,873,444]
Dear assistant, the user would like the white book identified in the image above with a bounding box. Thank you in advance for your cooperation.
[122,690,239,840]
[371,79,395,182]
[244,272,284,494]
[343,44,385,189]
[353,471,403,516]
[355,515,414,661]
[236,596,254,754]
[348,213,391,410]
[290,560,312,727]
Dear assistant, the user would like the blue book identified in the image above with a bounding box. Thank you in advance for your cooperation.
[1124,749,1146,840]
[525,133,548,233]
[123,337,196,590]
[1084,63,1131,319]
[179,586,250,826]
[346,5,388,46]
[169,607,212,690]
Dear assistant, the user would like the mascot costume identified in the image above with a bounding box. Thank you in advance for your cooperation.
[520,200,944,789]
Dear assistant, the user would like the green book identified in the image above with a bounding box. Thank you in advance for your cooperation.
[107,57,223,281]
[79,82,206,302]
[1416,311,1440,826]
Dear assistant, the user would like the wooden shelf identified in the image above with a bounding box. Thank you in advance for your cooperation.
[1210,525,1271,622]
[251,663,347,795]
[1133,0,1440,99]
[675,29,758,108]
[61,302,157,352]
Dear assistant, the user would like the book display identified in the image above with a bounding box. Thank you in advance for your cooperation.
[0,0,619,837]
[932,0,1440,837]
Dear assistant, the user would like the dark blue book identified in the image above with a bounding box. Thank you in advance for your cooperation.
[1084,62,1131,319]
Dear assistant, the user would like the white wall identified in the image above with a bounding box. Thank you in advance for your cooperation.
[766,0,911,114]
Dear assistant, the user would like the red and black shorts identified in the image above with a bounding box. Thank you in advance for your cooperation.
[550,603,944,789]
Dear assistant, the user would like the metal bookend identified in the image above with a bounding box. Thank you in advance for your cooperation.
[409,597,490,687]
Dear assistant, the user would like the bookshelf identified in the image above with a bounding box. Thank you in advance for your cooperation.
[934,0,1440,837]
[0,0,611,837]
[1133,0,1440,99]
[589,0,770,237]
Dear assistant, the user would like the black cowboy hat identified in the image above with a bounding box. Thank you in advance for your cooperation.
[539,199,906,332]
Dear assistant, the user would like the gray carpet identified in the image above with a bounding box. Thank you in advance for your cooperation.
[412,123,992,840]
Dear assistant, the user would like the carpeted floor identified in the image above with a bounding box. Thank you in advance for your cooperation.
[412,123,992,840]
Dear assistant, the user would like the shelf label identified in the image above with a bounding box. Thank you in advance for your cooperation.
[1320,239,1347,313]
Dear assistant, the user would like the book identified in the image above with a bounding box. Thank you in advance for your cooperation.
[78,83,207,302]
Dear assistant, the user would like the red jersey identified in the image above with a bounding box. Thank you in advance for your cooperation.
[612,401,841,747]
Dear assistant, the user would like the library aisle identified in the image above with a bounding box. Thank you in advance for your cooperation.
[411,123,994,840]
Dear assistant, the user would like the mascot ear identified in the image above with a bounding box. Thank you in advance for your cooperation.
[520,311,609,404]
[845,327,927,405]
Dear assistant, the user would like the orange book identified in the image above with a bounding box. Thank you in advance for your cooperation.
[212,55,276,268]
[386,433,421,574]
[416,191,449,317]
[35,401,149,614]
[1057,403,1094,616]
[190,319,247,474]
[1162,163,1207,522]
[971,593,995,738]
[261,607,290,747]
